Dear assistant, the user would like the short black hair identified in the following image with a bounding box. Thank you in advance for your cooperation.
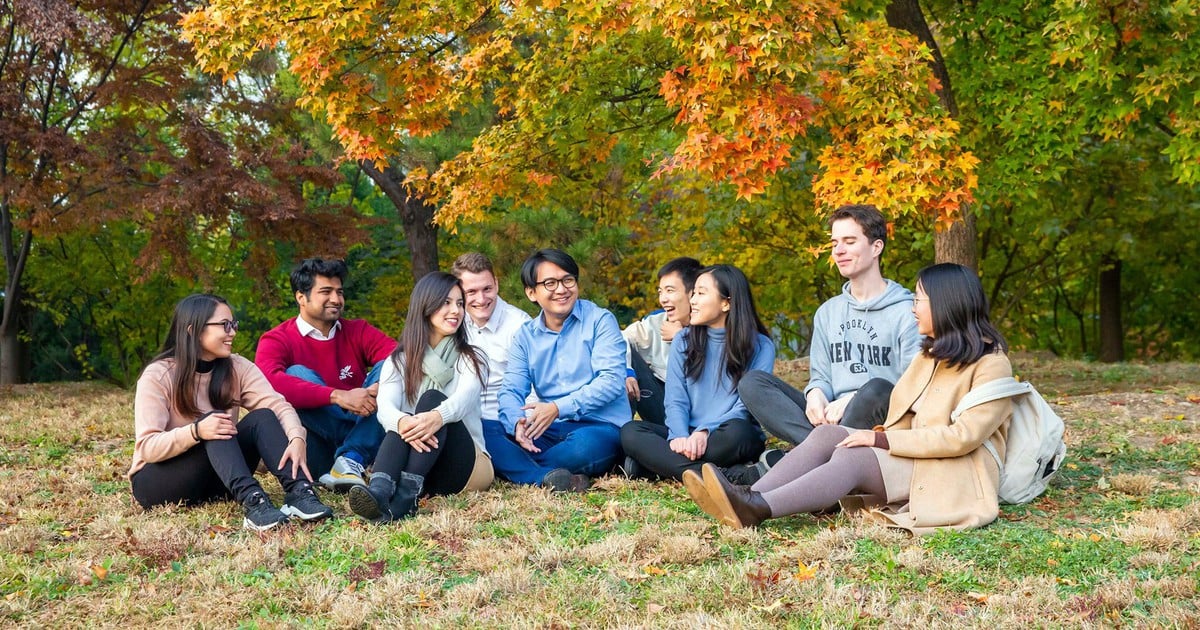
[657,257,704,292]
[290,258,348,296]
[917,263,1006,368]
[829,204,888,247]
[520,248,579,289]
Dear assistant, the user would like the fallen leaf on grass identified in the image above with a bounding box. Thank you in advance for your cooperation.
[752,599,785,612]
[1096,477,1110,490]
[967,592,989,604]
[1047,558,1060,567]
[588,501,621,524]
[347,559,387,583]
[647,603,665,614]
[90,564,109,581]
[793,560,817,582]
[746,567,786,591]
[643,565,668,577]
[205,524,232,537]
[1187,395,1200,404]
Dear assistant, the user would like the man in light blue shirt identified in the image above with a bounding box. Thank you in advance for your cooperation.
[483,248,631,491]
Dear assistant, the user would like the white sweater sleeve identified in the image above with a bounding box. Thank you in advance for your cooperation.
[435,355,483,424]
[375,357,412,434]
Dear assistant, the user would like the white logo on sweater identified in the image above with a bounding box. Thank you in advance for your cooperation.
[339,365,354,381]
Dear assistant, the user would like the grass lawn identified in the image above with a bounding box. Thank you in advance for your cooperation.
[1,358,1198,627]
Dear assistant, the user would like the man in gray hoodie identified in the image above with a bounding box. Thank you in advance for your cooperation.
[739,204,922,455]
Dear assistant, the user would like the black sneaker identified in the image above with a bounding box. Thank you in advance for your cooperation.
[756,449,785,476]
[721,463,762,486]
[281,485,333,522]
[621,456,647,480]
[542,468,573,492]
[242,492,289,531]
[567,473,592,493]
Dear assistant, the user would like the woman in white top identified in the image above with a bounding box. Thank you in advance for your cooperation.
[349,272,492,523]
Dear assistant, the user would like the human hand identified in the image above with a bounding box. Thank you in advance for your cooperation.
[515,419,541,453]
[197,412,237,440]
[521,402,558,440]
[626,376,640,401]
[669,431,708,460]
[277,437,312,481]
[660,319,683,342]
[399,412,443,452]
[824,392,855,424]
[836,430,877,449]
[805,389,829,425]
[332,387,377,416]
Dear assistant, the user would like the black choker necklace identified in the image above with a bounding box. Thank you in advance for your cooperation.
[196,359,216,374]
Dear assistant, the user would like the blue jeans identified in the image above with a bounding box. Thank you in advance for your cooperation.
[482,419,622,485]
[287,362,385,477]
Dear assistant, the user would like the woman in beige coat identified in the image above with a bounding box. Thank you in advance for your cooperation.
[685,263,1013,534]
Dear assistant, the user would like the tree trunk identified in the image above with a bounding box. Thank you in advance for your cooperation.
[0,299,22,386]
[933,211,978,269]
[885,0,977,268]
[1,223,32,385]
[360,160,439,279]
[1098,254,1124,362]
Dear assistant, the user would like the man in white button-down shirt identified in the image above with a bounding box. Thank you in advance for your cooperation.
[451,253,532,422]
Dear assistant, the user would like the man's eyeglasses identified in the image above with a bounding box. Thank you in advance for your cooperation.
[537,275,578,292]
[205,319,239,334]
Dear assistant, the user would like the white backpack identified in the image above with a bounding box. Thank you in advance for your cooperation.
[950,377,1067,504]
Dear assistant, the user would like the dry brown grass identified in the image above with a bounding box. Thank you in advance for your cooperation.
[2,364,1199,627]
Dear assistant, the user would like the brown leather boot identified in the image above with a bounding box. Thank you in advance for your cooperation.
[701,463,771,528]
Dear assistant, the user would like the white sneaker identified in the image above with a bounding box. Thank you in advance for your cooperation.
[318,456,367,492]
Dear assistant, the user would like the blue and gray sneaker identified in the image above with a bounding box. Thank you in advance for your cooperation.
[318,456,367,492]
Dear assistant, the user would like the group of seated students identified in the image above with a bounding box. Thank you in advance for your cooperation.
[129,204,1015,535]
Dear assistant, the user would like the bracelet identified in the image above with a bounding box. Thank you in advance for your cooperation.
[288,436,306,445]
[191,419,202,442]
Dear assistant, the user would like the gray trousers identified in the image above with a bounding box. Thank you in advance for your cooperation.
[736,371,894,446]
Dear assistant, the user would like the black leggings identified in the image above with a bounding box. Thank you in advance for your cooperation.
[620,417,765,481]
[372,390,481,497]
[130,408,305,508]
[629,351,667,425]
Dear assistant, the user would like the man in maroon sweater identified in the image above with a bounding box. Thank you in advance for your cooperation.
[255,258,396,489]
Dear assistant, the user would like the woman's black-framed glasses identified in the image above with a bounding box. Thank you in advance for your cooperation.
[205,319,239,334]
[538,275,578,292]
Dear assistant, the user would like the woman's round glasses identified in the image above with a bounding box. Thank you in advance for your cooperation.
[204,319,239,334]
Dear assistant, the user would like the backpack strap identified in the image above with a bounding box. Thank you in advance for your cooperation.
[950,376,1031,470]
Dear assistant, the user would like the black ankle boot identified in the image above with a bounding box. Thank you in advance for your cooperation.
[349,472,396,523]
[389,472,424,519]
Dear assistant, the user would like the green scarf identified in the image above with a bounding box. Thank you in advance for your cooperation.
[419,336,461,395]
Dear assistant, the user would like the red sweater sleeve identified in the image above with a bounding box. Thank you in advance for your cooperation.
[353,320,397,365]
[254,320,336,409]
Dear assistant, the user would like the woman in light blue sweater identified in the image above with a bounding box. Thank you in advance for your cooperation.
[620,265,775,482]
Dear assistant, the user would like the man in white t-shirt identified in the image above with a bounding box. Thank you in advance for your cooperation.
[451,252,532,423]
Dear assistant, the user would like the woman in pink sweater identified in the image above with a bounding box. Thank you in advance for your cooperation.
[129,294,332,531]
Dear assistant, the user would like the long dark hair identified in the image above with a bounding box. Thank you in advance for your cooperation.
[152,294,235,418]
[917,263,1006,369]
[391,272,486,403]
[684,265,770,389]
